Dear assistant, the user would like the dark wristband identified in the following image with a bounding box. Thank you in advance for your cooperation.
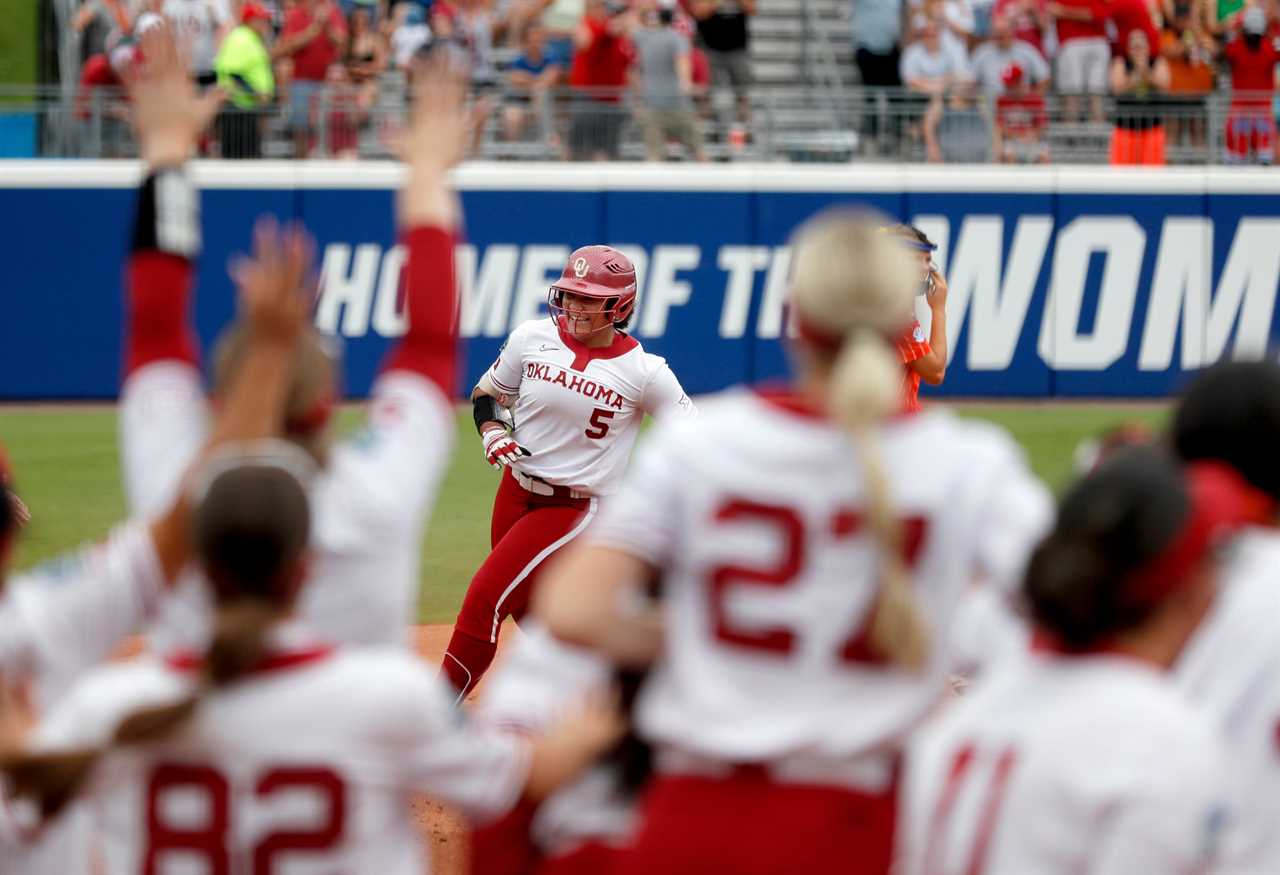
[132,167,201,258]
[473,393,503,436]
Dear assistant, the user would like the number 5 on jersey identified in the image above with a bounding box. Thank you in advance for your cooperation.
[585,407,615,439]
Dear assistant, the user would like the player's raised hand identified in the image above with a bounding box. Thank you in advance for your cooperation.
[398,50,487,228]
[482,425,532,470]
[404,51,487,172]
[122,21,224,168]
[229,218,315,349]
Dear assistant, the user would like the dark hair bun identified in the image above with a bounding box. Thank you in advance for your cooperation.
[1023,447,1189,649]
[1174,360,1280,502]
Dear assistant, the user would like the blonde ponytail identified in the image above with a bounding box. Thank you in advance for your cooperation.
[789,209,931,671]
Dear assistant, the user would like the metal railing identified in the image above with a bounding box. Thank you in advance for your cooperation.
[3,81,1276,165]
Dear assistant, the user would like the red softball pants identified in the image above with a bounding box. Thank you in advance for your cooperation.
[441,468,596,697]
[610,769,898,875]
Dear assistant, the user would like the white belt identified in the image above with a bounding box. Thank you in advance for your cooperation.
[513,469,592,500]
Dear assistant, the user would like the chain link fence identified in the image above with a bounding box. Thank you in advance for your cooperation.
[4,80,1276,165]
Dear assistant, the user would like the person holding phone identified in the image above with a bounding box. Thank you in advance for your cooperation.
[884,224,949,412]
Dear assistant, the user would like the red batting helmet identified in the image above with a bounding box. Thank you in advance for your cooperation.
[548,245,638,327]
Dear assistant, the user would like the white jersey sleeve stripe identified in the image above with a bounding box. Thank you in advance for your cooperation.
[490,497,598,642]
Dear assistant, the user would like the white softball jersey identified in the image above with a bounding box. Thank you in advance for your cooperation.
[1176,528,1280,875]
[484,319,694,497]
[586,388,1052,784]
[22,633,529,875]
[0,521,162,707]
[120,364,455,652]
[0,523,165,873]
[901,655,1227,875]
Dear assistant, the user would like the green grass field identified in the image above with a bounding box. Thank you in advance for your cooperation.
[0,403,1167,624]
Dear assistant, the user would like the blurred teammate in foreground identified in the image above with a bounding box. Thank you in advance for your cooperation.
[901,445,1267,875]
[0,172,622,875]
[0,243,301,860]
[442,244,695,699]
[1173,360,1280,874]
[0,436,621,875]
[118,20,464,654]
[535,208,1051,875]
[0,39,319,867]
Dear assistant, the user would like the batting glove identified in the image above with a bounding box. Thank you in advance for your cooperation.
[482,428,531,470]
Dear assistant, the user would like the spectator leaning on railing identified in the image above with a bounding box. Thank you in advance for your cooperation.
[214,1,275,158]
[77,36,134,156]
[993,61,1050,160]
[1222,5,1279,164]
[1110,27,1171,163]
[276,0,349,157]
[633,0,705,160]
[970,11,1050,92]
[73,0,134,62]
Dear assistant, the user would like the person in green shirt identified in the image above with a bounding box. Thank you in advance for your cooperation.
[215,2,276,158]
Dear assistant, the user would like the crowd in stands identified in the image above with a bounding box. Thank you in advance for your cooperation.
[853,0,1280,163]
[70,0,753,159]
[68,0,1280,162]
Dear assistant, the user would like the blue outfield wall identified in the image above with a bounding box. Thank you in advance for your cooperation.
[2,162,1279,400]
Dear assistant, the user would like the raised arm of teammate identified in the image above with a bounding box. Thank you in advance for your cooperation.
[0,22,310,699]
[118,21,224,517]
[382,53,482,397]
[122,21,223,379]
[0,219,313,699]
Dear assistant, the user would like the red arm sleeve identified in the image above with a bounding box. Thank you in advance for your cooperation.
[381,225,461,397]
[124,169,201,378]
[125,253,199,375]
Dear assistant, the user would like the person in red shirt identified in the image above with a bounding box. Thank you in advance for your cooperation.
[1223,5,1278,163]
[884,225,949,413]
[77,40,136,156]
[277,0,348,156]
[1106,0,1160,62]
[994,63,1051,161]
[568,0,637,159]
[992,0,1051,58]
[1049,0,1109,120]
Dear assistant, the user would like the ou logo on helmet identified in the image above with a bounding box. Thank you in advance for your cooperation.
[573,257,589,278]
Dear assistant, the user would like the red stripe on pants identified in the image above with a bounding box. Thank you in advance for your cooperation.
[611,770,897,875]
[442,469,592,695]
